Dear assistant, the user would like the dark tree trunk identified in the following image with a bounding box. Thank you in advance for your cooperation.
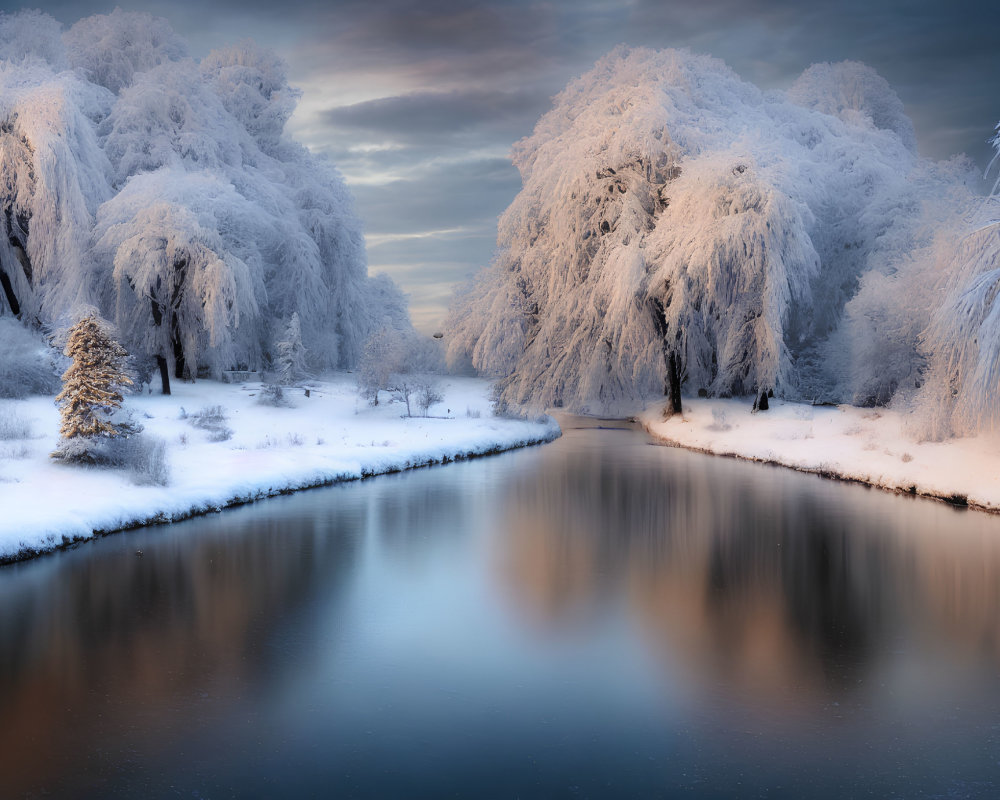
[1,207,27,317]
[156,355,171,395]
[170,259,188,381]
[150,294,171,394]
[667,351,683,415]
[753,389,769,412]
[0,266,19,316]
[172,318,186,380]
[648,296,683,415]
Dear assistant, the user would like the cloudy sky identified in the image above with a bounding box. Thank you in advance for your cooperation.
[6,0,1000,331]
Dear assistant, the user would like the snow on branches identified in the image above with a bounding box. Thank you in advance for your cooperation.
[0,9,401,392]
[447,46,978,418]
[53,313,132,451]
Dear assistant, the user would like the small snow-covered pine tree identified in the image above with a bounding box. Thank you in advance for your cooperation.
[53,314,132,458]
[275,312,307,385]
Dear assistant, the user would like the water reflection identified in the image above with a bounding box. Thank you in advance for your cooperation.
[1,420,1000,797]
[0,506,361,797]
[496,426,1000,709]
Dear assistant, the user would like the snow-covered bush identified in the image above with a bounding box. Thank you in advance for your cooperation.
[447,46,973,415]
[100,432,170,486]
[187,405,233,442]
[0,402,32,440]
[257,383,292,408]
[0,318,60,398]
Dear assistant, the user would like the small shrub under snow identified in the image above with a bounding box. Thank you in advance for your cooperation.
[188,405,233,442]
[0,404,33,441]
[0,319,60,399]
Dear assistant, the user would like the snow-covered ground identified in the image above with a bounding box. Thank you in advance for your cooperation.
[641,397,1000,512]
[0,376,559,562]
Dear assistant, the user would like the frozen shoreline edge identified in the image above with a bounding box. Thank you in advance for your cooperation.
[638,402,995,515]
[1,425,561,567]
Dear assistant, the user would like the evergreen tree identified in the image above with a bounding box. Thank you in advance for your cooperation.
[53,314,132,458]
[275,312,307,385]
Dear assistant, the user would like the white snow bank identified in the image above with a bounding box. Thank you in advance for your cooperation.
[0,376,559,561]
[640,398,1000,512]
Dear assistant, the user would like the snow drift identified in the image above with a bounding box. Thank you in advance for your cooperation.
[447,47,989,430]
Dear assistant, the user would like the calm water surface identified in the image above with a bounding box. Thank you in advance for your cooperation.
[2,418,1000,798]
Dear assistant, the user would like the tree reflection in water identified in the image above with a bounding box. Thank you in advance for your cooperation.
[495,423,1000,711]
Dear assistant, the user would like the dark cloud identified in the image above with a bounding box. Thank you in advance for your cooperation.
[350,157,520,237]
[323,88,549,144]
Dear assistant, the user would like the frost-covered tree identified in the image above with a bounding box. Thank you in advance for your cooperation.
[358,326,443,411]
[95,169,261,393]
[911,129,1000,438]
[0,10,404,387]
[646,155,819,410]
[787,61,917,153]
[63,9,187,95]
[0,45,112,322]
[200,40,300,153]
[415,382,444,417]
[0,9,66,67]
[52,313,132,460]
[274,312,307,385]
[358,326,405,406]
[447,46,970,415]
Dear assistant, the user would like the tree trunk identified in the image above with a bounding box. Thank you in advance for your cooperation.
[667,351,683,415]
[156,355,171,395]
[753,389,769,412]
[0,266,19,316]
[171,313,186,380]
[648,296,683,416]
[149,294,171,394]
[170,259,188,380]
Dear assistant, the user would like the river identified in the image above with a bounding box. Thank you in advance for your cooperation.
[2,418,999,797]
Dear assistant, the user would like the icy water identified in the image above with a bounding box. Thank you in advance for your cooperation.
[3,419,1000,798]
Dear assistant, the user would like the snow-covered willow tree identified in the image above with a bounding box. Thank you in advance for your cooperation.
[447,47,972,414]
[0,9,405,393]
[0,14,112,323]
[910,124,1000,438]
[95,169,262,391]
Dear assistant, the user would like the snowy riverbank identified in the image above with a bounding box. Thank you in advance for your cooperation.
[0,376,559,562]
[640,398,1000,512]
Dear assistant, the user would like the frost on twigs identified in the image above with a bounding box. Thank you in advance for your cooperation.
[257,383,290,407]
[51,313,133,463]
[0,402,32,441]
[187,405,233,442]
[358,327,445,417]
